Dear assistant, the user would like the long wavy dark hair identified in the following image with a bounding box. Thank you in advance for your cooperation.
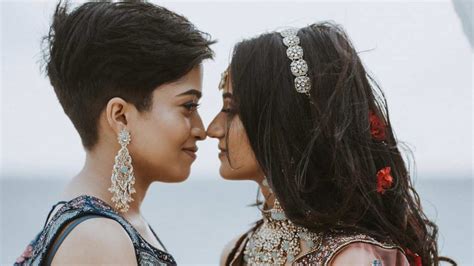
[227,22,453,265]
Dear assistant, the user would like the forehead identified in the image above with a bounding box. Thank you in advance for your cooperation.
[173,65,203,92]
[154,65,203,98]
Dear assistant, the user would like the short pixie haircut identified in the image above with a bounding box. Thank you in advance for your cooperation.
[42,1,215,149]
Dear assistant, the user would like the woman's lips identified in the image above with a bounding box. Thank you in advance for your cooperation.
[182,149,197,160]
[218,148,227,158]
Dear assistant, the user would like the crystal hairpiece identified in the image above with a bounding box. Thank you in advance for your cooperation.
[279,28,311,95]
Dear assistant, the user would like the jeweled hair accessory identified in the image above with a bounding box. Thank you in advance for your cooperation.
[218,68,229,90]
[279,28,312,95]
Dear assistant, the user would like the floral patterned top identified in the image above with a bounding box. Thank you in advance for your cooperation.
[14,195,176,266]
[225,220,409,266]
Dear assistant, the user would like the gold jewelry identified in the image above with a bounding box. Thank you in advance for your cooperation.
[218,68,229,90]
[108,128,136,213]
[243,178,322,264]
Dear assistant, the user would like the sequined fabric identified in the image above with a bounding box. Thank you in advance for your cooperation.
[14,195,176,266]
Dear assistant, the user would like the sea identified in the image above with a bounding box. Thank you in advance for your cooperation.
[1,177,472,265]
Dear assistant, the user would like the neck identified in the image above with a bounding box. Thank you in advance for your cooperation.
[62,146,151,220]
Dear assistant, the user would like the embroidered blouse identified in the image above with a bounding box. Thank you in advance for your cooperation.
[14,195,176,266]
[225,220,409,266]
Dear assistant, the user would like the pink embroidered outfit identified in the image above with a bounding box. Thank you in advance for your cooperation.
[225,220,410,266]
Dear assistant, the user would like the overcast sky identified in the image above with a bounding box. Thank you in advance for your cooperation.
[1,0,472,180]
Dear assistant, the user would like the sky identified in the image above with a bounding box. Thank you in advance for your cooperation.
[1,0,472,180]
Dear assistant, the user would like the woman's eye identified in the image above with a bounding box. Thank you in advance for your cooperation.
[221,108,232,113]
[183,102,200,112]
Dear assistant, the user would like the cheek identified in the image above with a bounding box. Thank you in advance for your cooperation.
[219,119,261,180]
[130,110,193,180]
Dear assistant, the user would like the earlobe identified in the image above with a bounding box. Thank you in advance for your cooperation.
[105,97,129,134]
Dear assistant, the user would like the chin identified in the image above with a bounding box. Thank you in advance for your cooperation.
[219,165,263,182]
[219,167,244,181]
[158,167,191,183]
[174,173,190,183]
[219,173,235,180]
[172,172,191,183]
[159,175,189,183]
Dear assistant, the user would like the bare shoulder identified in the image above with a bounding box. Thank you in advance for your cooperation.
[329,242,409,266]
[220,234,246,266]
[51,217,137,265]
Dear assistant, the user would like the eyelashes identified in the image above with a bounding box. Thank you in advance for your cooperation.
[221,107,238,119]
[183,102,200,112]
[221,100,236,114]
[182,102,235,115]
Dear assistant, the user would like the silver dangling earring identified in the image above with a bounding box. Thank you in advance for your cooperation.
[108,128,136,213]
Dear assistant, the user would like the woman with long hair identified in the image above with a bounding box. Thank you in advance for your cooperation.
[208,22,453,265]
[15,1,214,265]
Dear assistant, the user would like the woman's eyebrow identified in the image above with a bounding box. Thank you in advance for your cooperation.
[223,92,233,99]
[177,89,202,99]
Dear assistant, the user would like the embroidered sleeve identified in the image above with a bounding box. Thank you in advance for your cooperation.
[328,242,410,266]
[293,232,408,266]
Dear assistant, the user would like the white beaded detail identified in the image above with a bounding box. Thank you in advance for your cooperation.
[295,76,311,94]
[286,45,304,60]
[290,59,309,76]
[280,28,299,38]
[280,27,311,95]
[283,35,300,47]
[243,198,322,264]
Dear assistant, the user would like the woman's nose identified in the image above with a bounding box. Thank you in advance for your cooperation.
[206,117,225,139]
[193,126,207,141]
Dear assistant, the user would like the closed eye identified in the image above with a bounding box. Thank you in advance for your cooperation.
[183,102,200,112]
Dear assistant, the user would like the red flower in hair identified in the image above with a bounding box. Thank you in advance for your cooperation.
[405,248,422,266]
[376,166,393,194]
[369,110,386,141]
